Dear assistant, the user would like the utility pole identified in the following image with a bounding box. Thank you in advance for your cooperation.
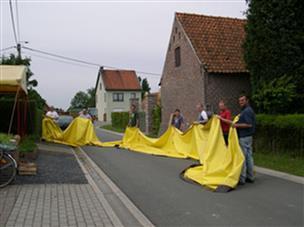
[17,43,21,60]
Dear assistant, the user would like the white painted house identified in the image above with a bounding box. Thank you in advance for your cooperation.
[95,68,142,123]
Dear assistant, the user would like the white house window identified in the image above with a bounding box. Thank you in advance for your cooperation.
[130,93,136,99]
[100,83,102,90]
[113,93,124,102]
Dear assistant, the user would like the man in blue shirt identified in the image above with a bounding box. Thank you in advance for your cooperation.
[234,95,256,185]
[219,95,256,185]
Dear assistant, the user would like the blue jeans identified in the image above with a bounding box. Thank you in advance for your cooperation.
[239,136,255,183]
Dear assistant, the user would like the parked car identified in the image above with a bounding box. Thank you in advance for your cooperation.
[88,108,98,121]
[57,115,73,130]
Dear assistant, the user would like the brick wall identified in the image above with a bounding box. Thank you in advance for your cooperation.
[160,18,205,133]
[205,73,251,115]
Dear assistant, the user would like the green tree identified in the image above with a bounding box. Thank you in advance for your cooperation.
[138,76,151,99]
[244,0,304,113]
[70,91,89,109]
[86,87,96,107]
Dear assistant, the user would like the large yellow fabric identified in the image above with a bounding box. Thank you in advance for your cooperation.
[42,117,104,147]
[43,115,244,190]
[182,118,245,190]
[103,117,244,190]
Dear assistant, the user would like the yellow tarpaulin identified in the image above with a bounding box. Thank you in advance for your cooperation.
[42,116,244,190]
[42,117,104,147]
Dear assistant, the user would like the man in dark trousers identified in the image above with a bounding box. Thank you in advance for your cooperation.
[128,104,139,128]
[218,95,256,185]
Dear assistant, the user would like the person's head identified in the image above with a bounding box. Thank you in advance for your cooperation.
[238,95,249,108]
[196,103,204,112]
[174,109,181,117]
[49,106,54,111]
[130,104,136,112]
[218,100,226,111]
[82,109,88,115]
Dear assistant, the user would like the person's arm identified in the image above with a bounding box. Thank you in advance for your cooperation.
[217,115,252,128]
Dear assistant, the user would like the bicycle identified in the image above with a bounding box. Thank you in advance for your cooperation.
[0,144,18,188]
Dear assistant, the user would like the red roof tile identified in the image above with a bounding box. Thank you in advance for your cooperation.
[102,70,141,91]
[176,12,248,73]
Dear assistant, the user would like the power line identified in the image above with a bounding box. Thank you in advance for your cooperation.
[23,46,161,77]
[22,51,97,69]
[15,0,21,42]
[9,0,18,44]
[0,46,16,53]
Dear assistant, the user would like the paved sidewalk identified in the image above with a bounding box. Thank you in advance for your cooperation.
[0,142,152,227]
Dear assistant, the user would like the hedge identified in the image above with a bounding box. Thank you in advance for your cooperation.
[0,99,43,136]
[255,114,304,157]
[111,111,145,131]
[111,112,129,129]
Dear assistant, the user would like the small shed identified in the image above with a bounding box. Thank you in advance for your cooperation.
[0,65,29,136]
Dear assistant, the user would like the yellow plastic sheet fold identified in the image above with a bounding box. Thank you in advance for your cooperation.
[42,117,105,147]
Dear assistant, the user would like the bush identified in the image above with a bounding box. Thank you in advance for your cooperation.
[255,114,304,157]
[152,105,161,136]
[0,133,13,145]
[111,112,129,129]
[18,136,37,153]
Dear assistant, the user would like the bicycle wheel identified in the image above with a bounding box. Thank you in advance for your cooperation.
[0,153,17,188]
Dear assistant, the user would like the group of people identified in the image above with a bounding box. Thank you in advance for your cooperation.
[46,107,93,122]
[168,95,256,186]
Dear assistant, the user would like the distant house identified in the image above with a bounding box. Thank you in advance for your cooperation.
[95,68,141,123]
[160,12,250,131]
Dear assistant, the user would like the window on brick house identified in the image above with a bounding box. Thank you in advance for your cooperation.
[175,47,181,67]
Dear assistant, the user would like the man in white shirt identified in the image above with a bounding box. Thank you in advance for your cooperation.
[79,109,92,120]
[46,106,59,122]
[194,103,208,124]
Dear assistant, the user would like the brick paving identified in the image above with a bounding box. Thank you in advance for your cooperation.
[0,142,152,227]
[1,184,115,227]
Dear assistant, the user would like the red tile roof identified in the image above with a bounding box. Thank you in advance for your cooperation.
[102,70,141,91]
[176,12,248,73]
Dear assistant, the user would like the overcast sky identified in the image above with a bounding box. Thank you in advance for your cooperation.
[1,0,247,109]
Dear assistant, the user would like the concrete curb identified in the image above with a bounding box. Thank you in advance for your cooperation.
[77,147,154,227]
[97,127,124,137]
[255,166,304,185]
[73,148,124,227]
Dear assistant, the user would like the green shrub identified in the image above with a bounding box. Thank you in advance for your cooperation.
[152,105,161,136]
[111,112,129,129]
[0,133,13,145]
[255,114,304,157]
[18,136,37,153]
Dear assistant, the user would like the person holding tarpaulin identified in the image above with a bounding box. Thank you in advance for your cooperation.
[194,103,208,124]
[218,94,256,185]
[216,100,232,145]
[169,109,185,131]
[128,104,139,127]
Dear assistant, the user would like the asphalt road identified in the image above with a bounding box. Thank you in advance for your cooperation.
[83,128,304,227]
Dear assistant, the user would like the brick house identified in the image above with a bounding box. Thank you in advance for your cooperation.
[160,12,250,131]
[95,68,141,123]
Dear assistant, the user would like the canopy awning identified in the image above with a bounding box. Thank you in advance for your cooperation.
[0,65,28,94]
